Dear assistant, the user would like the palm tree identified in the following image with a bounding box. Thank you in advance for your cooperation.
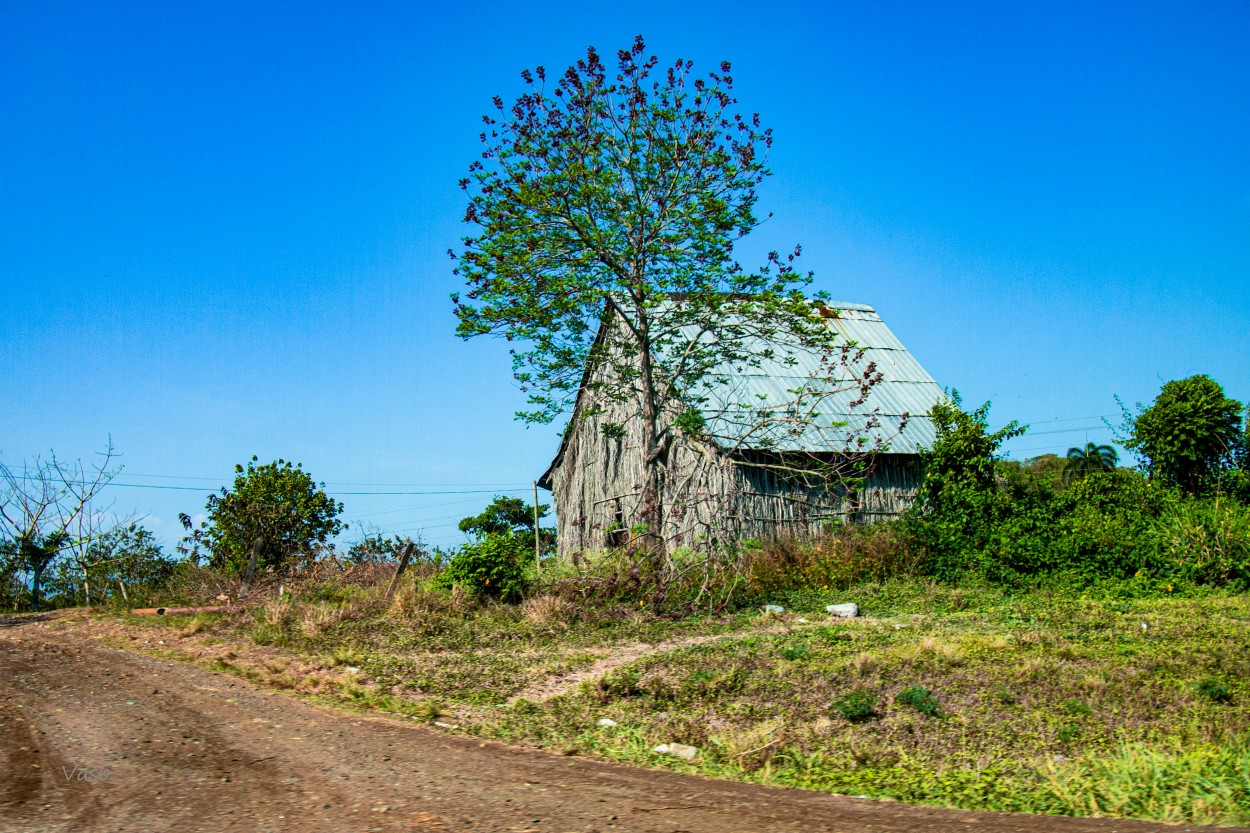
[1064,442,1119,482]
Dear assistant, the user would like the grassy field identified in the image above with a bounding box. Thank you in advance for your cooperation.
[101,576,1250,826]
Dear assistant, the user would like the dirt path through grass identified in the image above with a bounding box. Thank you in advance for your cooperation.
[507,625,791,704]
[3,614,1225,833]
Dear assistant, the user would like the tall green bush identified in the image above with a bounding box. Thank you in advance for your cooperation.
[180,457,344,574]
[906,394,1023,580]
[1155,498,1250,587]
[1122,375,1245,496]
[437,532,530,602]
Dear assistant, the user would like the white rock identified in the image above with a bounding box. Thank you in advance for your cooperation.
[826,603,858,618]
[763,604,785,614]
[666,743,699,761]
[795,617,810,624]
[597,718,617,727]
[652,744,670,754]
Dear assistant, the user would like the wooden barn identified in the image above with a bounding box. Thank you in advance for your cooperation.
[537,302,945,557]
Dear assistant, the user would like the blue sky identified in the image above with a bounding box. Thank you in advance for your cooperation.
[2,1,1247,550]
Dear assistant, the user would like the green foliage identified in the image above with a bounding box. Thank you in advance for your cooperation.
[1041,741,1250,825]
[922,393,1025,491]
[1059,698,1092,716]
[903,390,1250,588]
[48,523,175,608]
[778,642,810,661]
[346,532,430,567]
[1,532,67,610]
[449,38,877,547]
[1063,442,1118,482]
[458,495,553,554]
[906,394,1024,580]
[181,457,344,575]
[996,454,1067,494]
[1122,374,1246,496]
[1193,678,1233,704]
[1154,496,1250,587]
[832,690,880,723]
[895,685,943,718]
[437,532,531,602]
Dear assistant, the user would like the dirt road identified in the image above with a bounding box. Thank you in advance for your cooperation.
[0,616,1236,833]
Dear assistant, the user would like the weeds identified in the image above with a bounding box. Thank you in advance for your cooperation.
[1195,678,1234,704]
[114,570,1250,825]
[832,691,880,723]
[895,685,943,718]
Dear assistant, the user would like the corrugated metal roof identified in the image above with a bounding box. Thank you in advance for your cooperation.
[685,302,944,455]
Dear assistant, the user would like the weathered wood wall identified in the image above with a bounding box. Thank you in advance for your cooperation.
[549,383,923,558]
[546,310,926,557]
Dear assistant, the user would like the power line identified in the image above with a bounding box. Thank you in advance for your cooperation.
[118,472,534,488]
[0,475,532,497]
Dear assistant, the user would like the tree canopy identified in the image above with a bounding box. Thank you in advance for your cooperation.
[1064,442,1119,482]
[1123,375,1245,496]
[451,37,880,547]
[181,457,344,573]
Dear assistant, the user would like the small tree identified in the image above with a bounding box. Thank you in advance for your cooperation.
[181,457,344,574]
[458,495,553,552]
[1120,375,1245,496]
[50,523,175,608]
[1064,442,1118,483]
[0,442,121,610]
[919,394,1025,494]
[452,37,883,553]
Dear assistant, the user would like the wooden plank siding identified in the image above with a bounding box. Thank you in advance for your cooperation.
[547,377,923,558]
[541,303,935,559]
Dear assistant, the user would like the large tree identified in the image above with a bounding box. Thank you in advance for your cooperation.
[452,37,878,549]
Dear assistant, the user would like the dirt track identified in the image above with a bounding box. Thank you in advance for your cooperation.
[0,616,1239,833]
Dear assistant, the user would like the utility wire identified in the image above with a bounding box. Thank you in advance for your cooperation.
[0,475,532,497]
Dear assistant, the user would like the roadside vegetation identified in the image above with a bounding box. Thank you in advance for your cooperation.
[9,373,1250,825]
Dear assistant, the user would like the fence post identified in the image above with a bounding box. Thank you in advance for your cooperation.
[385,541,415,602]
[240,537,263,598]
[533,481,541,574]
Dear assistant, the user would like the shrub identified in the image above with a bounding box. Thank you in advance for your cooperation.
[778,642,809,661]
[437,532,530,602]
[746,522,921,594]
[832,690,880,723]
[1194,678,1234,704]
[895,684,942,717]
[1122,374,1245,496]
[1155,498,1250,587]
[180,457,344,575]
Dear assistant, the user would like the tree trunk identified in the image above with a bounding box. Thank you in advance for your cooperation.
[635,309,666,558]
[30,565,43,612]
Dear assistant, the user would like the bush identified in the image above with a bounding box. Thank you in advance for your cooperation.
[832,690,880,723]
[746,522,922,594]
[1193,679,1233,705]
[895,685,943,717]
[1122,374,1246,496]
[181,457,344,575]
[437,532,530,602]
[1155,498,1250,587]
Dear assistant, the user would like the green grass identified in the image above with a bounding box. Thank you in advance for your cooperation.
[115,577,1250,825]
